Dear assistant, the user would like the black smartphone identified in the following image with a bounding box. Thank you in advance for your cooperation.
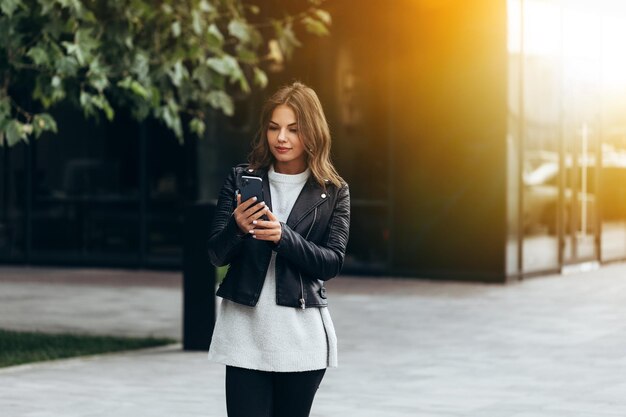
[239,175,264,204]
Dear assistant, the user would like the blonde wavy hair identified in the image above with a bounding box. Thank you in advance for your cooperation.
[248,81,344,188]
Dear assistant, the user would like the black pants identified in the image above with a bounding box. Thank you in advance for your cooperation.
[225,365,326,417]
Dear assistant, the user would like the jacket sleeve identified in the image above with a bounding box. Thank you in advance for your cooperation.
[207,167,247,267]
[274,184,350,281]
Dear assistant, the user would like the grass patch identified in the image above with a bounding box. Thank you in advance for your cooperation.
[0,329,175,368]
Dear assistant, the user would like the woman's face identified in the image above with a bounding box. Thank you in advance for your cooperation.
[267,104,307,174]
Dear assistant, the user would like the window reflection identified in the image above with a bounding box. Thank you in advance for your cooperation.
[518,0,562,272]
[31,107,140,260]
[600,136,626,260]
[0,144,26,259]
[146,120,191,262]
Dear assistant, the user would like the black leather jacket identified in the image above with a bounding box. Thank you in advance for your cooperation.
[208,164,350,309]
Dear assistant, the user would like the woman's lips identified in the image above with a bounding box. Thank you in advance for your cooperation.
[275,147,291,153]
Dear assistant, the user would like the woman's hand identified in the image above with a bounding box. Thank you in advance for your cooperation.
[249,208,282,244]
[234,195,268,235]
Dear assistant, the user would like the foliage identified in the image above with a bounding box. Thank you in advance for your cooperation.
[0,0,331,145]
[0,328,174,367]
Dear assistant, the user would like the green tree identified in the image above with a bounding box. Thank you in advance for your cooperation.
[0,0,331,146]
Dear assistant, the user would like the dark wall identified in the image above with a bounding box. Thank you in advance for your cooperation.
[235,0,509,280]
[388,1,509,281]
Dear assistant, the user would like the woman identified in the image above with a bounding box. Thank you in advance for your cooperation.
[207,81,350,417]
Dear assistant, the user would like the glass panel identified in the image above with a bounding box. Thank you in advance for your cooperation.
[145,120,192,263]
[0,143,27,260]
[520,0,562,273]
[312,5,392,272]
[600,133,626,260]
[506,0,522,276]
[561,7,601,263]
[600,13,626,261]
[332,45,390,271]
[31,107,140,261]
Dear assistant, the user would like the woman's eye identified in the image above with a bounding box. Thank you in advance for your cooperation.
[268,126,278,131]
[289,129,298,133]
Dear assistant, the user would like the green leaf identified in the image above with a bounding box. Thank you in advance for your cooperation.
[80,91,114,121]
[240,77,250,94]
[94,95,114,121]
[160,104,183,140]
[64,29,99,66]
[198,0,214,13]
[302,17,329,36]
[192,65,212,90]
[192,10,203,35]
[150,87,161,108]
[206,55,239,77]
[168,60,189,87]
[1,0,22,17]
[228,19,251,44]
[27,46,49,66]
[253,67,268,89]
[274,21,301,59]
[38,0,56,15]
[5,120,26,146]
[189,117,205,137]
[131,52,150,81]
[58,0,82,14]
[314,9,332,25]
[79,9,97,23]
[55,56,79,77]
[207,23,224,49]
[207,90,233,116]
[33,113,58,137]
[237,46,258,65]
[80,90,92,109]
[0,96,10,119]
[172,21,181,38]
[118,77,150,100]
[88,59,109,92]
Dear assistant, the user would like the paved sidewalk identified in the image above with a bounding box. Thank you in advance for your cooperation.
[2,264,626,416]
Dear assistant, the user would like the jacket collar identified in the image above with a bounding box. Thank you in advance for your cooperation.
[249,165,330,229]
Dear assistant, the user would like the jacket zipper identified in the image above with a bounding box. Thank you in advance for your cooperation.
[299,207,317,310]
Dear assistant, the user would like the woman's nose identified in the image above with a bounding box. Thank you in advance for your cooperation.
[277,129,287,141]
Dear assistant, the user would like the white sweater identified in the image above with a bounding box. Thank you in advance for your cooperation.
[208,165,338,372]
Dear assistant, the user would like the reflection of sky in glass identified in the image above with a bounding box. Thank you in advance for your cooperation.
[508,0,626,87]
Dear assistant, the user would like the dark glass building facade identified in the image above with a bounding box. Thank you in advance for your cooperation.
[2,0,626,281]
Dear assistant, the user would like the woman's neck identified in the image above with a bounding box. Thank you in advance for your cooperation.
[273,160,308,175]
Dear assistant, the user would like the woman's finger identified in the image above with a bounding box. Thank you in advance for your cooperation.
[264,208,278,222]
[236,196,258,212]
[250,227,278,236]
[251,219,278,229]
[241,201,265,218]
[250,225,281,237]
[251,230,280,239]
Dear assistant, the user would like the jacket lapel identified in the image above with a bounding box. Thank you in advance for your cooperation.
[261,169,273,212]
[285,178,328,229]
